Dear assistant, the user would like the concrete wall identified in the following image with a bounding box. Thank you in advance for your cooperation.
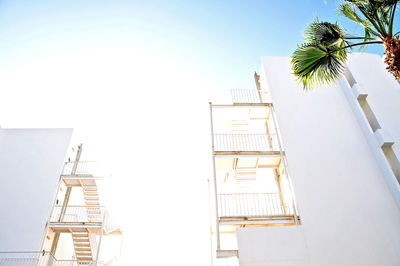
[0,128,72,251]
[237,54,400,266]
[347,53,400,146]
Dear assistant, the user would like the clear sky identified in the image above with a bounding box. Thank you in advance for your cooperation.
[0,0,385,94]
[0,1,388,265]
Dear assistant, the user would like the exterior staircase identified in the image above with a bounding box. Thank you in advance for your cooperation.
[70,184,101,263]
[82,185,102,223]
[70,229,94,262]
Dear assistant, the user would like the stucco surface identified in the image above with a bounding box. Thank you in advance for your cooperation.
[0,128,72,251]
[237,55,400,266]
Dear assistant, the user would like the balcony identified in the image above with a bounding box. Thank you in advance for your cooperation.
[231,89,270,104]
[62,161,96,176]
[214,133,281,155]
[0,252,107,266]
[51,260,106,266]
[61,161,105,187]
[49,206,105,232]
[217,193,295,224]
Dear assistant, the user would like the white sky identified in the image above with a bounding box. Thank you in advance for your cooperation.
[0,35,240,265]
[0,2,264,264]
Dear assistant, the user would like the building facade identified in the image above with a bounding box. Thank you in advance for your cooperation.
[209,53,400,266]
[0,128,120,266]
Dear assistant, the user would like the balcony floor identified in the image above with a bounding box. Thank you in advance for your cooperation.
[219,215,296,225]
[49,223,102,234]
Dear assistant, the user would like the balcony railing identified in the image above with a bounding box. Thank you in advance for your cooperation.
[50,206,104,224]
[214,133,279,152]
[0,252,107,266]
[54,260,106,266]
[62,161,96,176]
[0,252,49,266]
[231,89,269,103]
[217,193,293,218]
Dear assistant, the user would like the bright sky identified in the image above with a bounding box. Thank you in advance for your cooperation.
[0,0,386,265]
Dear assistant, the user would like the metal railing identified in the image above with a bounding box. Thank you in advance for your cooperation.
[50,206,104,224]
[0,252,107,266]
[0,252,50,266]
[231,89,269,103]
[217,193,293,217]
[54,260,106,266]
[214,133,279,152]
[62,161,96,176]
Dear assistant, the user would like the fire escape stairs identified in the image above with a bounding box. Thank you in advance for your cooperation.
[82,184,102,220]
[70,229,94,262]
[71,184,102,262]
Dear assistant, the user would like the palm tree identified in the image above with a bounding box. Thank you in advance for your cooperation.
[291,0,399,90]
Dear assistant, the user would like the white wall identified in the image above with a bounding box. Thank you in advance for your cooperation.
[237,54,400,266]
[347,53,400,145]
[0,128,72,251]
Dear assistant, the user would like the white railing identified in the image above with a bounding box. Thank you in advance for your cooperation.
[217,193,293,217]
[0,252,50,266]
[0,252,108,266]
[52,260,107,266]
[231,89,269,103]
[214,133,279,152]
[62,161,96,176]
[50,206,104,224]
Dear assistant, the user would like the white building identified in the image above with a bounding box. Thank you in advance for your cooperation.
[0,128,120,266]
[209,53,400,266]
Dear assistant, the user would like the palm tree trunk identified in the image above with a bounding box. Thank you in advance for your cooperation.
[384,37,400,81]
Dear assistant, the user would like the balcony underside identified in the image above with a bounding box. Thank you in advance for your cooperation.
[219,215,296,225]
[49,223,102,234]
[62,176,97,187]
[216,156,281,171]
[214,151,282,157]
[211,103,271,108]
[216,249,239,258]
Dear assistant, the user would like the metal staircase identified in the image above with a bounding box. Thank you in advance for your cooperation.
[71,229,94,262]
[45,144,117,265]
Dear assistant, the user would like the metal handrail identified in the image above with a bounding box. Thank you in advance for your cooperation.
[0,252,107,266]
[50,205,105,224]
[231,89,270,103]
[217,193,293,218]
[62,161,96,175]
[214,133,279,152]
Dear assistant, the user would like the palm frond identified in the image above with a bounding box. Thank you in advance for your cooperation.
[291,43,347,90]
[304,19,345,45]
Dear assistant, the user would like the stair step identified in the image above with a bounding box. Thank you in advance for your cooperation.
[72,238,89,241]
[72,234,89,237]
[73,237,90,241]
[76,257,92,260]
[76,247,91,251]
[76,251,92,255]
[83,195,99,199]
[83,186,97,190]
[74,244,91,248]
[73,239,90,243]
